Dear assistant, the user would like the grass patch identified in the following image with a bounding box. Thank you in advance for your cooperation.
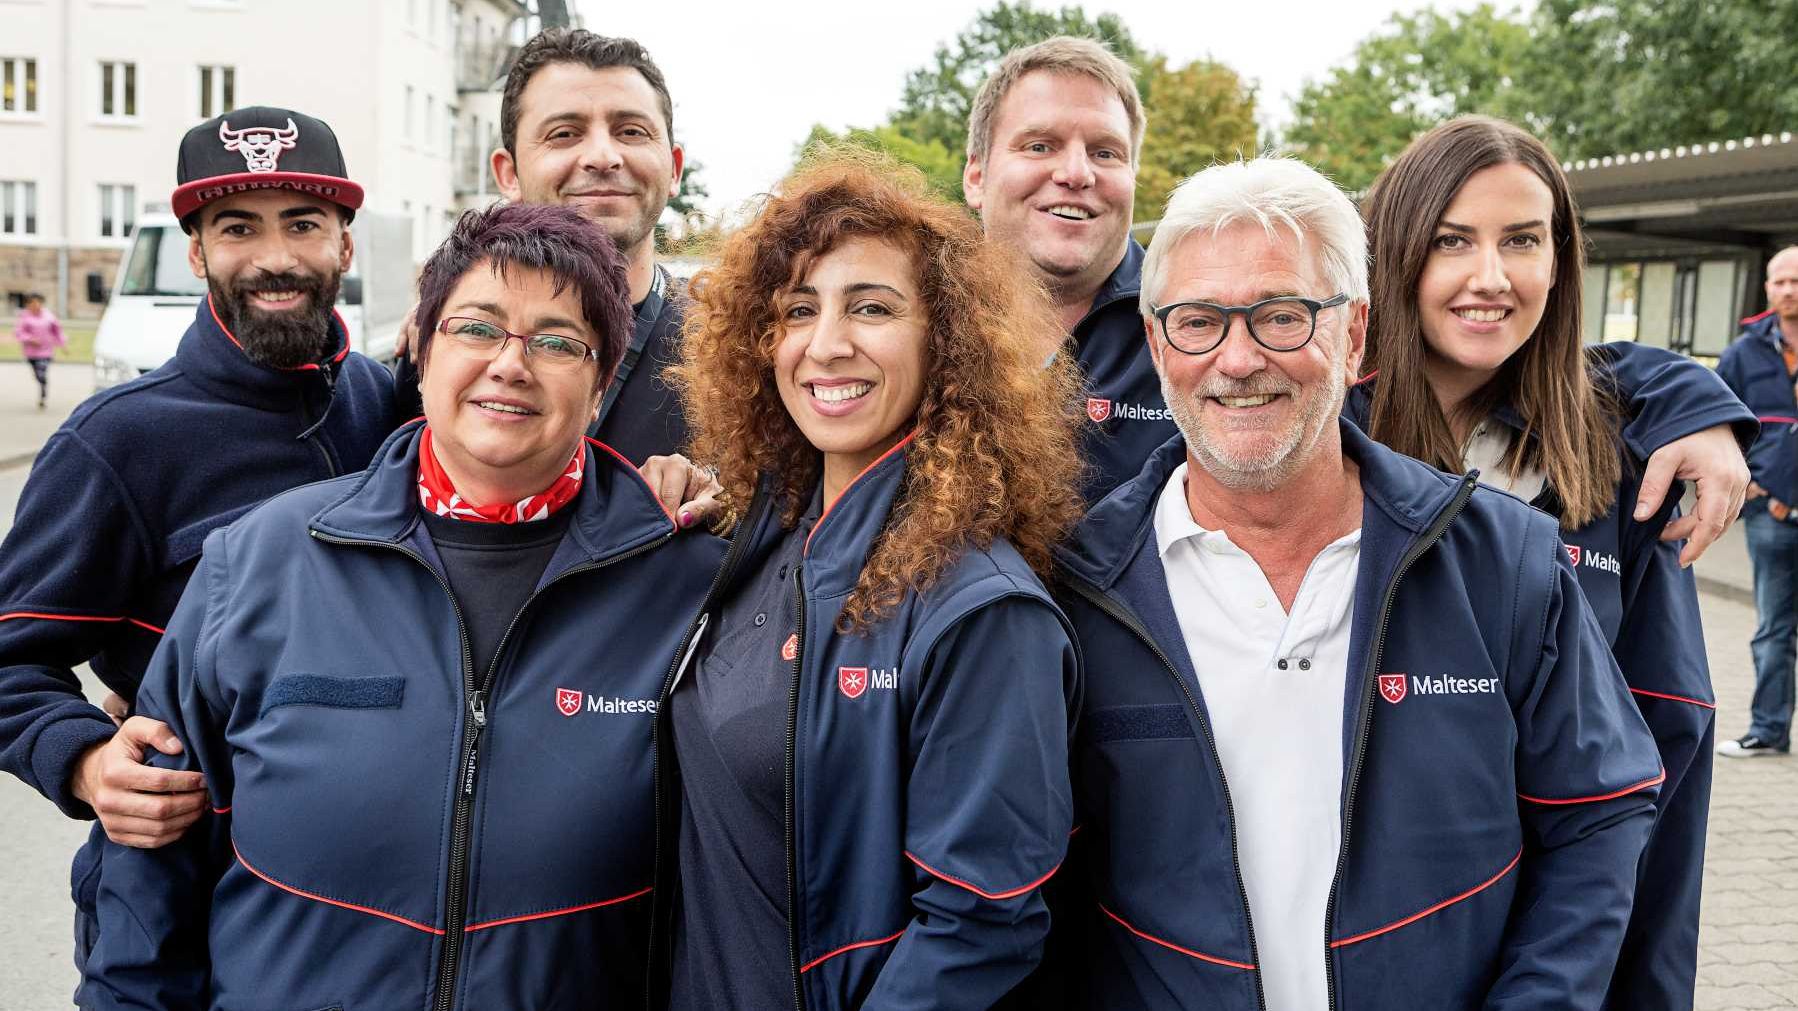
[0,323,97,363]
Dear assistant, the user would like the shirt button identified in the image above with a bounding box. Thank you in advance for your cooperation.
[753,613,767,627]
[1255,598,1268,609]
[1277,659,1289,670]
[1298,658,1312,671]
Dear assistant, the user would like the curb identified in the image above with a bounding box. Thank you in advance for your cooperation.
[1697,575,1755,609]
[0,449,41,472]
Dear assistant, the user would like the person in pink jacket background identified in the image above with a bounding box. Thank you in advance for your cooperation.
[12,293,66,409]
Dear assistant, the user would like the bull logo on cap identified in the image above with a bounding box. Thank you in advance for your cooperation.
[219,118,299,173]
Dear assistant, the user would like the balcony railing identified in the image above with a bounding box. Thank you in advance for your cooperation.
[456,42,514,92]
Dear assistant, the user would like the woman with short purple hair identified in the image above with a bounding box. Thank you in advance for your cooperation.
[83,201,727,1009]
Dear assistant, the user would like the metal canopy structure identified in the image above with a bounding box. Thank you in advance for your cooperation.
[1568,132,1798,261]
[1567,133,1798,356]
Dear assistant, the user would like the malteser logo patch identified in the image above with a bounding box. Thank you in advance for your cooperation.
[1087,398,1113,423]
[556,687,582,717]
[556,689,658,717]
[838,666,868,699]
[1563,542,1620,575]
[1379,673,1408,704]
[781,633,798,662]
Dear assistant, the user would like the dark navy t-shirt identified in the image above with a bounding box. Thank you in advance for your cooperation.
[419,508,571,677]
[667,491,821,1010]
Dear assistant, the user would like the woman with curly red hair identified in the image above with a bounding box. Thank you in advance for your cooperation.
[646,152,1084,1010]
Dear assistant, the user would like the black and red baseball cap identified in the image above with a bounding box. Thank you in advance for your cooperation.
[171,106,365,226]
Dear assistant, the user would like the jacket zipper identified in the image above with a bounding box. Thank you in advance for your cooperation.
[1061,576,1266,1011]
[313,525,672,1011]
[784,565,807,1011]
[1322,473,1477,1011]
[647,491,773,1009]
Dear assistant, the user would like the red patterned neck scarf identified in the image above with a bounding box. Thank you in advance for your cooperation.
[416,426,585,523]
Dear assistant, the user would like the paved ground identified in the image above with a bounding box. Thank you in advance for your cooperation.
[0,373,1793,1006]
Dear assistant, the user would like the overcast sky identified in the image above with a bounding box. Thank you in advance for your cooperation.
[570,0,1503,217]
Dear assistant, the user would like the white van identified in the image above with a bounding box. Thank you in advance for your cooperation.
[92,209,414,390]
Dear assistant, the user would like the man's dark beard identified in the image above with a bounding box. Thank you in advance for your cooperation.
[208,269,342,369]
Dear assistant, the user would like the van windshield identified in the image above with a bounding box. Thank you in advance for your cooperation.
[117,226,206,297]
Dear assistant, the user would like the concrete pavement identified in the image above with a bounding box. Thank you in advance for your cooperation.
[0,360,96,470]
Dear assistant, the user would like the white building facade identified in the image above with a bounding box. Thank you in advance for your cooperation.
[0,0,529,319]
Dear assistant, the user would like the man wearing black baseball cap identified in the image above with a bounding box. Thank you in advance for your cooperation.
[0,105,397,982]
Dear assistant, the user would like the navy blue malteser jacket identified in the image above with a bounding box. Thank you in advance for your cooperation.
[648,437,1080,1010]
[81,421,727,1011]
[0,296,396,819]
[1717,311,1798,506]
[1052,422,1662,1011]
[1346,348,1749,1011]
[1071,239,1175,503]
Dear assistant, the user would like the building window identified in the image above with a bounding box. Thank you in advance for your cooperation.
[405,85,415,143]
[198,65,235,119]
[2,57,38,114]
[99,61,137,118]
[0,181,38,236]
[425,95,436,152]
[99,183,137,239]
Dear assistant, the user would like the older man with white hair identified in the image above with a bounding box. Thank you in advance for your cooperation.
[1050,158,1662,1011]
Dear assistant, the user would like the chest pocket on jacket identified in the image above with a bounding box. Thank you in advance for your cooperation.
[1085,704,1197,743]
[162,502,259,570]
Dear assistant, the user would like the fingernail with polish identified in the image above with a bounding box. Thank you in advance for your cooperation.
[679,511,692,528]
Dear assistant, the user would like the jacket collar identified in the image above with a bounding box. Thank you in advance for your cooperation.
[737,434,916,599]
[1073,239,1146,337]
[1346,373,1529,441]
[1058,419,1467,590]
[173,294,351,407]
[309,420,678,570]
[1744,310,1785,350]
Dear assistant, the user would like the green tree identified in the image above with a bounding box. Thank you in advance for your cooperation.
[796,124,965,201]
[892,1,1146,157]
[1283,4,1531,192]
[1521,0,1798,161]
[1135,55,1259,220]
[668,157,710,219]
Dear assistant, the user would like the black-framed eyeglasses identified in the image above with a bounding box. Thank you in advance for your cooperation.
[435,316,597,370]
[1150,293,1349,355]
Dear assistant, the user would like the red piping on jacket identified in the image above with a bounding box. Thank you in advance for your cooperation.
[903,851,1062,901]
[1744,309,1775,326]
[0,611,165,635]
[464,886,652,931]
[232,841,649,935]
[1351,369,1379,386]
[1758,416,1798,425]
[1098,903,1257,970]
[233,841,444,934]
[804,432,920,556]
[212,806,231,815]
[798,928,908,974]
[582,436,678,526]
[1518,769,1665,805]
[1329,849,1523,948]
[1630,687,1717,710]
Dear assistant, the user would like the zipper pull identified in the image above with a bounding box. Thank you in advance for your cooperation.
[461,691,487,796]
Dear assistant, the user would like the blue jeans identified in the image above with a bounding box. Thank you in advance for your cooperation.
[1745,504,1798,748]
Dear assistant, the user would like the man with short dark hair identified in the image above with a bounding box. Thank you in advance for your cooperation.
[400,28,691,470]
[0,105,397,976]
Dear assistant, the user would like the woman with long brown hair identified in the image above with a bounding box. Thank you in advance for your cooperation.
[1352,115,1751,1009]
[646,152,1084,1010]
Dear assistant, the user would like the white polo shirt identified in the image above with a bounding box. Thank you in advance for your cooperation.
[1152,462,1362,1011]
